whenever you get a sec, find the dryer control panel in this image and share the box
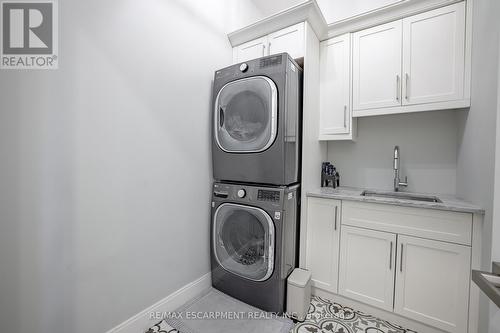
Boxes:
[257,189,280,202]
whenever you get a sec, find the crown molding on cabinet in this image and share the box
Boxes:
[228,0,327,47]
[228,0,468,46]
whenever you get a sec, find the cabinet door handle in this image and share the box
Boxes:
[400,243,404,272]
[262,44,266,55]
[343,105,347,128]
[334,206,338,231]
[405,73,410,100]
[396,75,400,101]
[389,241,393,270]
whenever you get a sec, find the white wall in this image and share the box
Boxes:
[492,37,500,332]
[317,0,402,23]
[0,1,255,332]
[249,0,303,19]
[327,110,459,194]
[490,31,500,333]
[247,0,404,25]
[228,1,263,32]
[455,0,500,332]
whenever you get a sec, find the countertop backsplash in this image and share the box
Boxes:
[327,110,461,195]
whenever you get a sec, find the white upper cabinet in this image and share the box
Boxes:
[352,20,403,111]
[338,226,397,312]
[233,23,305,63]
[268,23,305,60]
[351,2,468,116]
[402,2,466,105]
[319,34,356,140]
[394,235,471,333]
[233,36,268,63]
[306,198,341,294]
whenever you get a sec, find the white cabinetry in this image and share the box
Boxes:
[319,34,356,141]
[402,3,466,105]
[306,198,478,333]
[395,235,471,333]
[352,21,403,111]
[233,23,305,63]
[338,226,396,311]
[268,23,305,59]
[305,197,341,294]
[352,2,468,116]
[233,37,268,63]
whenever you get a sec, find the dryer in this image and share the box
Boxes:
[212,53,303,186]
[210,182,299,313]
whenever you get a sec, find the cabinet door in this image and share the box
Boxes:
[233,36,268,63]
[338,226,396,311]
[402,2,466,105]
[306,198,341,294]
[352,20,402,110]
[268,23,305,59]
[319,34,351,135]
[395,235,471,333]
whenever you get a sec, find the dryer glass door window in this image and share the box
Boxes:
[215,76,278,153]
[213,203,275,281]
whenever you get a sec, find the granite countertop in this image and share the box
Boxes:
[307,187,485,214]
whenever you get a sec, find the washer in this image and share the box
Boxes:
[210,182,299,313]
[212,53,303,186]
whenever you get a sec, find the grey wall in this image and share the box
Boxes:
[0,1,256,332]
[454,0,500,332]
[327,110,460,194]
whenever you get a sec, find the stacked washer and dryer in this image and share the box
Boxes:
[210,53,303,313]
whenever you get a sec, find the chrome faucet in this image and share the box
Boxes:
[393,146,408,192]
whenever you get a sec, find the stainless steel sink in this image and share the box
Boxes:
[361,190,442,203]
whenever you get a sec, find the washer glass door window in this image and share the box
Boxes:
[213,203,275,281]
[215,76,278,153]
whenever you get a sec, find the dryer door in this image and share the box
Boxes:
[214,76,278,153]
[213,203,275,281]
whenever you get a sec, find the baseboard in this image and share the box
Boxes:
[106,273,212,333]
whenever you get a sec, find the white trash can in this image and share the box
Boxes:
[286,268,312,322]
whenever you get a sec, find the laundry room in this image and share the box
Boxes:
[0,0,500,333]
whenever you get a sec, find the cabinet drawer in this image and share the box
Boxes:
[342,201,472,245]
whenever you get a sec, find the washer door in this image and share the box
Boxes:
[214,76,278,153]
[213,203,275,281]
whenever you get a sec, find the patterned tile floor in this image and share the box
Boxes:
[294,296,417,333]
[146,320,179,333]
[146,295,417,333]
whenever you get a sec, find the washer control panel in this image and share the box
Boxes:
[213,183,285,206]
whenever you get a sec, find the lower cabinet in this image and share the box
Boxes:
[338,226,396,311]
[395,235,471,333]
[305,197,341,294]
[337,227,471,333]
[306,198,475,333]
